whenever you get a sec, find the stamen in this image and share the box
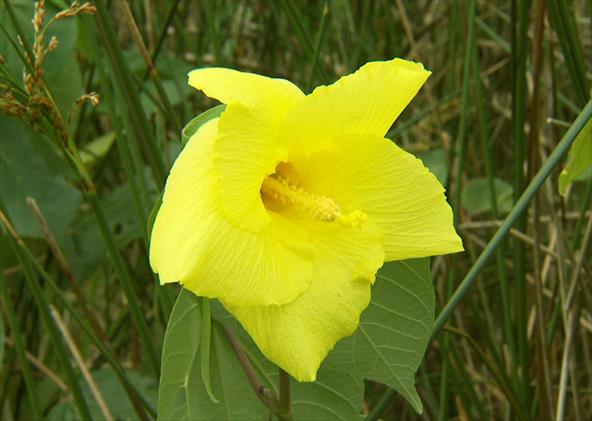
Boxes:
[261,174,366,227]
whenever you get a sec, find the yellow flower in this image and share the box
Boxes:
[150,58,463,382]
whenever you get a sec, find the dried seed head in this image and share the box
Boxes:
[55,1,96,20]
[0,102,26,118]
[29,94,48,108]
[24,73,35,95]
[78,2,97,15]
[47,36,59,52]
[88,92,100,106]
[1,91,26,118]
[74,92,101,108]
[33,0,46,33]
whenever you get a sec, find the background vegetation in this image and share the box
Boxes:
[0,0,591,420]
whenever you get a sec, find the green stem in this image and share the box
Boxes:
[511,0,531,404]
[452,0,476,224]
[278,368,293,421]
[548,0,590,107]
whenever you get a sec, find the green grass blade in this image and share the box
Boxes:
[511,0,531,404]
[548,0,591,107]
[306,1,330,92]
[452,0,476,224]
[277,0,330,83]
[0,271,42,420]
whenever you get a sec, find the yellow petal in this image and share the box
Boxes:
[213,103,283,231]
[149,119,314,306]
[291,132,463,260]
[188,67,304,117]
[190,69,305,231]
[277,58,430,153]
[225,220,384,382]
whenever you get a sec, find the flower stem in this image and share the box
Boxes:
[223,327,273,408]
[278,368,293,421]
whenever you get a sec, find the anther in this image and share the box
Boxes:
[261,174,366,226]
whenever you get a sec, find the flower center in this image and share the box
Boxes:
[260,168,367,227]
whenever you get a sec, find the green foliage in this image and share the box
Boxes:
[462,177,514,215]
[0,116,82,239]
[79,132,116,168]
[64,181,148,280]
[559,117,592,195]
[182,104,226,145]
[418,148,449,186]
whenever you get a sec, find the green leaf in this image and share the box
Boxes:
[0,116,82,239]
[418,148,449,186]
[182,105,226,145]
[290,370,364,420]
[79,132,116,168]
[462,177,513,215]
[559,117,592,195]
[158,290,267,420]
[147,190,164,237]
[20,378,60,419]
[324,259,434,413]
[158,290,201,420]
